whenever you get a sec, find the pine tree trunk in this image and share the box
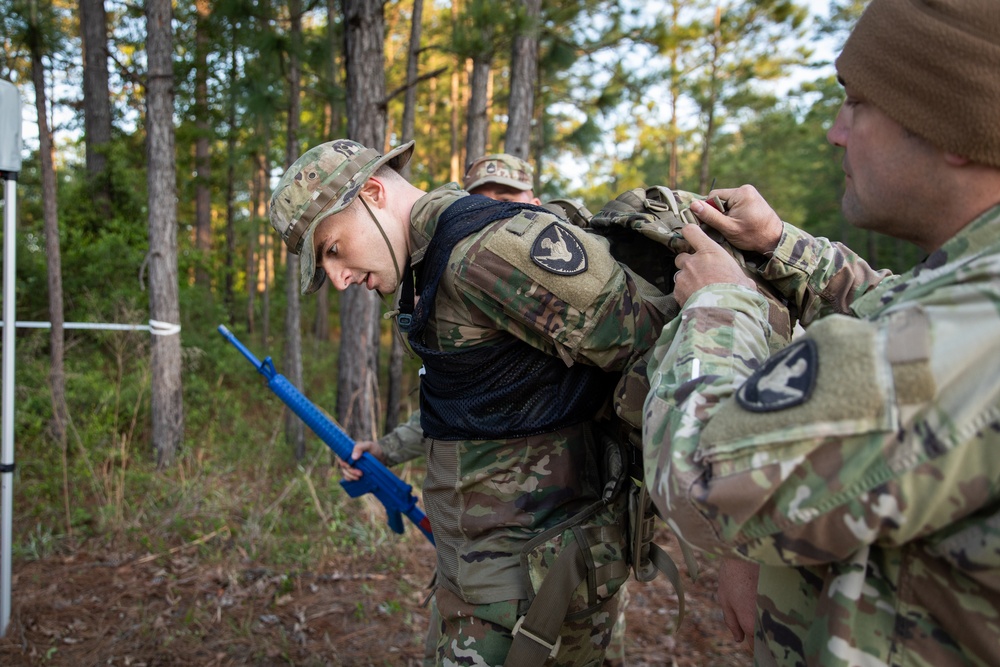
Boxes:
[223,25,238,326]
[260,136,272,347]
[194,0,212,286]
[386,0,425,432]
[465,56,490,165]
[79,0,112,217]
[400,0,423,181]
[314,282,330,342]
[30,23,70,503]
[284,0,306,460]
[698,7,722,194]
[146,0,185,467]
[668,1,681,191]
[340,0,387,441]
[314,0,340,345]
[449,0,461,182]
[505,0,540,159]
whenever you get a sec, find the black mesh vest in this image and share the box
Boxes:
[405,195,616,441]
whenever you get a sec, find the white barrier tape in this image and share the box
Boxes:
[148,320,182,336]
[0,320,181,335]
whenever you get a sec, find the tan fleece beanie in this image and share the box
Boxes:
[835,0,1000,168]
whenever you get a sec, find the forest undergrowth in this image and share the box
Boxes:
[0,316,746,665]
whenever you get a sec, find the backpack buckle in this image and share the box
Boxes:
[512,616,561,659]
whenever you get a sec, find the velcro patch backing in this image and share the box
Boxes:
[484,216,616,312]
[886,307,935,405]
[702,314,894,455]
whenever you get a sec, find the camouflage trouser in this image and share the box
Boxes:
[431,585,622,667]
[604,582,629,667]
[423,597,441,667]
[424,587,628,667]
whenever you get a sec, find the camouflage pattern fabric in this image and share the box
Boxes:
[269,139,414,293]
[604,584,628,667]
[380,408,632,664]
[563,186,799,433]
[589,186,797,346]
[643,203,1000,666]
[464,153,535,192]
[432,587,619,667]
[406,184,672,664]
[423,597,441,667]
[379,410,426,466]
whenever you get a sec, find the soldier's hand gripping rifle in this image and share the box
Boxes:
[218,325,434,544]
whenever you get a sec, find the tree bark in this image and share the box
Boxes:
[260,138,272,347]
[193,0,212,286]
[449,0,461,182]
[146,0,185,467]
[385,0,425,433]
[399,0,423,182]
[340,0,387,441]
[314,0,341,346]
[29,14,70,530]
[284,0,306,460]
[325,0,343,141]
[79,0,112,217]
[668,0,681,190]
[223,25,238,325]
[698,7,722,194]
[505,0,540,159]
[465,56,490,165]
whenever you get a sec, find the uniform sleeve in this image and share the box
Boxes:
[760,222,895,326]
[379,411,425,466]
[445,214,672,373]
[643,285,1000,567]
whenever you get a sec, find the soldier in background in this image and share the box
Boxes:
[271,140,673,665]
[643,0,1000,665]
[463,153,542,205]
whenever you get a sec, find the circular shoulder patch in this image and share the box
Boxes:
[736,339,818,412]
[530,222,589,275]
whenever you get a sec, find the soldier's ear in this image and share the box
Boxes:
[360,177,387,207]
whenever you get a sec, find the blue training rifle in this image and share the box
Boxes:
[218,324,434,544]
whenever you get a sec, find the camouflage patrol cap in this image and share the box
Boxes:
[269,139,414,294]
[463,153,534,192]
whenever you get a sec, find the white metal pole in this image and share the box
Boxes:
[0,78,22,639]
[0,174,14,637]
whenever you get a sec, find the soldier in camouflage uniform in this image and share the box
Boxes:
[463,153,542,205]
[339,154,544,476]
[340,152,632,666]
[643,1,1000,665]
[270,141,673,665]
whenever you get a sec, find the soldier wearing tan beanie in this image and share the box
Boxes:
[835,0,1000,168]
[641,0,1000,666]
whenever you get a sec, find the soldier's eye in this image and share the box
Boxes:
[327,243,338,257]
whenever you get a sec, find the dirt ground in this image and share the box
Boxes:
[0,527,749,666]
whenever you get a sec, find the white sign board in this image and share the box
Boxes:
[0,81,22,173]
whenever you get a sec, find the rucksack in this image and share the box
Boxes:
[405,190,798,666]
[533,187,798,637]
[545,187,798,429]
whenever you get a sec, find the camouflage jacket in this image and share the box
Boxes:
[379,411,425,466]
[408,184,670,604]
[643,203,1000,666]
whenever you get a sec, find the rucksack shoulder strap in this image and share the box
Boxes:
[541,198,594,229]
